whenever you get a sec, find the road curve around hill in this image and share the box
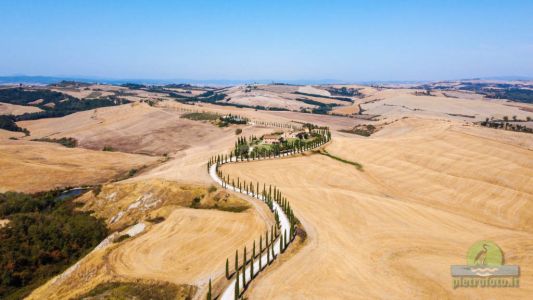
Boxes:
[208,128,330,299]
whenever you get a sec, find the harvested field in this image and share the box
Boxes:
[359,89,533,121]
[108,207,268,286]
[222,118,533,299]
[0,139,159,193]
[18,102,237,156]
[0,102,42,115]
[297,85,331,96]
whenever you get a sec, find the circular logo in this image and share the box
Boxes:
[466,240,503,266]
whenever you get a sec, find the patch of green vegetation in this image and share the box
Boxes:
[316,149,363,171]
[207,185,217,193]
[0,190,108,299]
[295,98,340,114]
[181,112,220,121]
[190,196,202,209]
[253,143,274,152]
[146,216,165,224]
[49,81,91,88]
[480,119,533,134]
[120,83,146,90]
[220,114,248,124]
[216,205,249,213]
[340,124,376,137]
[0,88,73,106]
[113,234,131,243]
[128,168,138,177]
[112,166,147,183]
[170,90,227,104]
[102,145,115,152]
[489,88,533,103]
[0,88,130,122]
[0,115,30,135]
[75,281,187,300]
[326,86,363,97]
[32,137,78,148]
[294,91,352,102]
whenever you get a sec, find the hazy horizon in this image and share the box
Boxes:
[1,0,532,81]
[1,74,533,87]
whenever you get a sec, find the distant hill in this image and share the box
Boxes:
[0,76,342,86]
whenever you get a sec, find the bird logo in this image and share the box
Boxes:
[451,240,520,287]
[466,240,503,276]
[474,243,489,265]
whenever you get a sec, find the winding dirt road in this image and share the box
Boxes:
[209,137,329,299]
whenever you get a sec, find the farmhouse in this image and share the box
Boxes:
[263,134,281,144]
[283,130,307,139]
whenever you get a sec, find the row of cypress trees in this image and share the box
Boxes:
[207,127,331,169]
[206,124,330,299]
[253,120,301,130]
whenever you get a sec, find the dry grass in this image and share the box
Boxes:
[359,89,533,122]
[297,85,331,97]
[77,179,251,231]
[222,118,533,299]
[0,102,42,115]
[17,102,243,156]
[0,139,159,193]
[28,181,274,300]
[9,83,533,299]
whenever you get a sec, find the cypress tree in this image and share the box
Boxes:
[259,247,262,270]
[235,250,238,273]
[207,278,212,300]
[253,241,256,259]
[267,241,270,263]
[242,254,246,286]
[250,255,254,279]
[226,257,230,278]
[234,270,240,300]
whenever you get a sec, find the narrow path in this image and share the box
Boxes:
[208,133,330,299]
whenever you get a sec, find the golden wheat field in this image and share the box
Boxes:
[222,118,533,299]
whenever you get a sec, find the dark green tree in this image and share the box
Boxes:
[234,270,240,300]
[235,250,239,273]
[226,257,230,278]
[207,278,212,300]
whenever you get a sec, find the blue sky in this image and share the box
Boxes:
[1,0,532,82]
